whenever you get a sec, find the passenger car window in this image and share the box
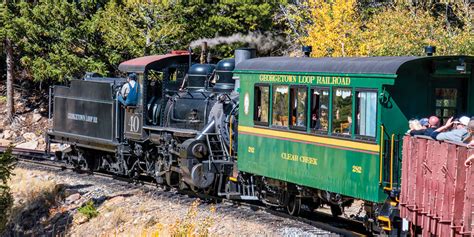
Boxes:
[272,85,289,127]
[332,88,352,135]
[356,91,377,137]
[254,85,269,125]
[290,86,307,129]
[310,88,329,133]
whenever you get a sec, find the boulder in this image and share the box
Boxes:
[3,130,13,140]
[73,213,89,225]
[32,113,42,123]
[22,132,37,141]
[16,140,38,149]
[63,189,80,198]
[65,193,81,204]
[0,139,12,146]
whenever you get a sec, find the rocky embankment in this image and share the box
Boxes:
[0,110,50,150]
[0,83,53,151]
[5,163,333,236]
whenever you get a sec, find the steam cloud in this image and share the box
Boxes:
[190,32,287,53]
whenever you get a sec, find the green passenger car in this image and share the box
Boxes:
[234,56,473,220]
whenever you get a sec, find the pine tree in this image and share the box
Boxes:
[0,147,16,232]
[0,2,17,122]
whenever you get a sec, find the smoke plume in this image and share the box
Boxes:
[190,32,288,54]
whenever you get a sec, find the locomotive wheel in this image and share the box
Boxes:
[286,195,301,216]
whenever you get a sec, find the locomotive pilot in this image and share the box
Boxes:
[118,73,139,106]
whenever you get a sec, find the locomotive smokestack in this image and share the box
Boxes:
[200,42,208,64]
[302,46,312,57]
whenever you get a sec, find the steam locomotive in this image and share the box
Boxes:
[47,47,474,234]
[47,49,245,195]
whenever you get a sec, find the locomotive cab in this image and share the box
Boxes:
[117,51,191,140]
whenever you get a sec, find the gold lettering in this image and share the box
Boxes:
[352,165,362,173]
[248,146,255,153]
[281,152,318,165]
[259,74,350,86]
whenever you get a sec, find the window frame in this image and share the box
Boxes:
[270,84,290,129]
[331,86,353,138]
[309,86,330,135]
[253,83,270,126]
[289,85,308,131]
[354,88,378,141]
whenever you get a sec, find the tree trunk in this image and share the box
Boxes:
[5,37,14,122]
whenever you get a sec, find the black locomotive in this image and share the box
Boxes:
[47,49,250,196]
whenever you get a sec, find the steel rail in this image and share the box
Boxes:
[1,145,369,236]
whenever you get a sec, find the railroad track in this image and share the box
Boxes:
[1,145,370,236]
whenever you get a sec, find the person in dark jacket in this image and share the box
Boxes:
[410,116,440,136]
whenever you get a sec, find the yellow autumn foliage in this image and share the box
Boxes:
[304,0,362,57]
[302,2,473,57]
[361,6,446,56]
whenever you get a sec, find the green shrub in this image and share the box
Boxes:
[78,200,99,219]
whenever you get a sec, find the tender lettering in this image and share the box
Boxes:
[67,113,98,123]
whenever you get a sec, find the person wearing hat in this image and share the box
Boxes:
[463,120,474,146]
[431,116,470,142]
[118,73,139,106]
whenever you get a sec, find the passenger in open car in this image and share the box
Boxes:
[463,120,474,147]
[431,116,470,143]
[409,116,440,137]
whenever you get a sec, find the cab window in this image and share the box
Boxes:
[310,87,329,133]
[254,85,269,125]
[332,88,352,135]
[272,85,289,127]
[356,90,377,138]
[290,86,307,130]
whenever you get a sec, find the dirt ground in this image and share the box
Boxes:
[5,164,335,236]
